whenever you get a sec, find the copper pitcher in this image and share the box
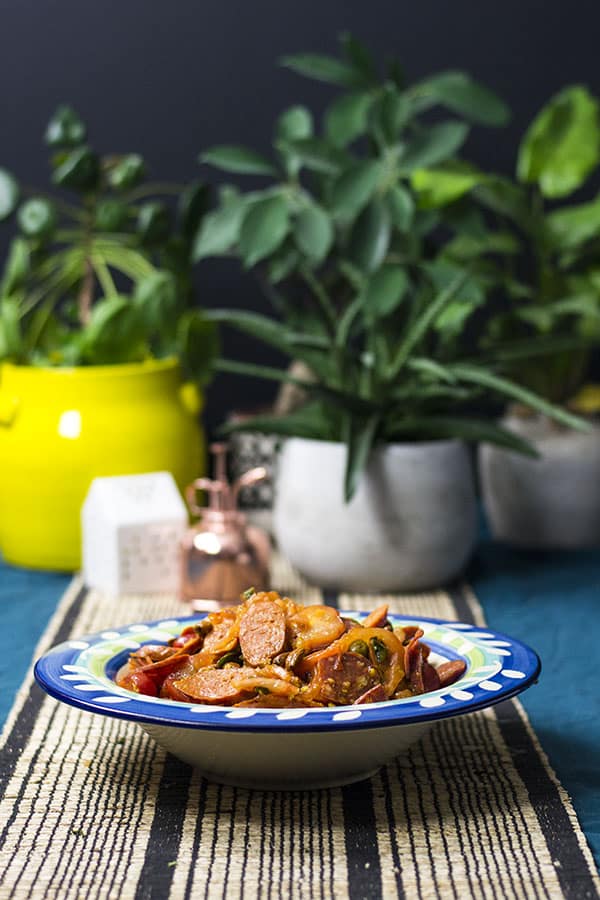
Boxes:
[179,443,271,610]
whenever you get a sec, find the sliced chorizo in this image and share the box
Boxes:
[308,652,381,704]
[437,659,467,687]
[405,635,440,694]
[239,599,286,666]
[173,666,253,704]
[353,684,387,704]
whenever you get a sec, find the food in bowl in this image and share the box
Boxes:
[116,590,467,707]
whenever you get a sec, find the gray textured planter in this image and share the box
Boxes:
[273,438,477,592]
[479,415,600,548]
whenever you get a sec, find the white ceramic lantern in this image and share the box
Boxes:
[81,472,188,595]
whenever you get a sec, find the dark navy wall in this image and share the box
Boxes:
[1,0,599,430]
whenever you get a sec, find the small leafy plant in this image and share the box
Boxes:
[417,85,600,408]
[193,35,586,499]
[0,105,216,382]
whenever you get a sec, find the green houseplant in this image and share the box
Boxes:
[440,84,600,547]
[193,37,585,588]
[0,106,217,570]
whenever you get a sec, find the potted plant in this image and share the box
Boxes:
[193,37,585,590]
[0,106,217,570]
[443,86,600,547]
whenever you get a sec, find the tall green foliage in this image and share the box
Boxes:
[193,36,586,499]
[0,106,217,382]
[417,85,600,404]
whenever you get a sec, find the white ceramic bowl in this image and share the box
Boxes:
[35,611,540,790]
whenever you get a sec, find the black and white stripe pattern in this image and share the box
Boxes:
[0,559,598,899]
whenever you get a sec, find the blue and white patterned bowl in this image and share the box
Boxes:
[34,611,540,790]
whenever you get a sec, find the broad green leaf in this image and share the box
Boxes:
[343,413,380,501]
[134,271,179,332]
[108,154,145,190]
[276,108,314,177]
[473,176,531,226]
[0,169,19,221]
[517,86,600,198]
[450,364,589,430]
[294,203,333,264]
[17,198,57,238]
[330,160,381,222]
[362,264,408,320]
[443,230,520,260]
[386,184,414,232]
[546,197,600,250]
[435,299,481,336]
[275,106,313,141]
[177,310,219,386]
[79,296,143,364]
[551,293,600,320]
[238,195,290,267]
[178,180,211,238]
[398,121,469,172]
[1,238,29,295]
[277,137,345,174]
[348,198,391,272]
[411,162,483,208]
[340,33,377,84]
[192,195,248,260]
[95,198,128,232]
[325,91,373,147]
[411,71,510,126]
[45,105,86,147]
[373,85,410,143]
[200,145,276,176]
[280,53,364,88]
[137,202,171,245]
[52,146,99,190]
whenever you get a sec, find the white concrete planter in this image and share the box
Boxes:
[479,415,600,548]
[273,438,477,592]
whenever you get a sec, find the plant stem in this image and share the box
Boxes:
[78,258,94,325]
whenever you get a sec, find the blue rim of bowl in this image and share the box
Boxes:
[34,612,541,733]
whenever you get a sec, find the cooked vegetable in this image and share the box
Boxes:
[115,592,467,706]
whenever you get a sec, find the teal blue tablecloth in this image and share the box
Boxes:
[1,542,598,868]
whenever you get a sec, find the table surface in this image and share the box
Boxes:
[1,538,598,871]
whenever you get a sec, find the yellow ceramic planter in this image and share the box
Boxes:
[0,358,205,571]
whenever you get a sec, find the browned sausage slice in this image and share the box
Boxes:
[437,659,467,687]
[173,666,252,704]
[309,652,381,704]
[353,684,387,704]
[239,599,286,666]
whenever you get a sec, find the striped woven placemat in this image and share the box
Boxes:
[1,555,598,900]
